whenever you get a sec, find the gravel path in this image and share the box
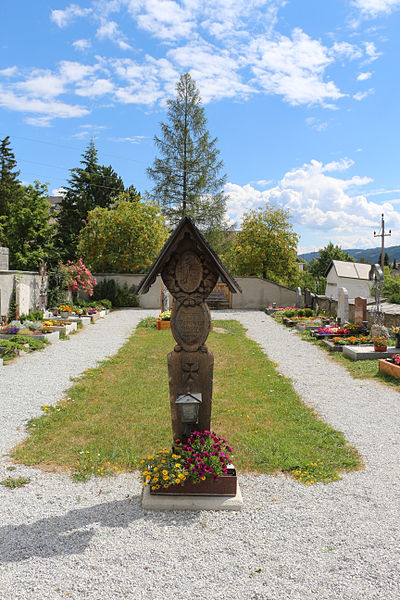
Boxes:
[0,309,399,600]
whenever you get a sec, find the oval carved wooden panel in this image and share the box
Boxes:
[175,251,203,293]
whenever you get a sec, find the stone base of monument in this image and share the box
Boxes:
[142,481,243,511]
[343,345,396,361]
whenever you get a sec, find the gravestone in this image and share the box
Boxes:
[0,248,9,270]
[16,282,30,317]
[354,297,367,326]
[136,217,241,442]
[295,287,303,308]
[337,287,349,323]
[39,264,47,310]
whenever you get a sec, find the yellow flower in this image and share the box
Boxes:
[175,479,180,484]
[163,484,169,488]
[200,476,206,481]
[175,463,181,468]
[153,467,158,472]
[162,469,168,475]
[146,475,151,482]
[178,473,185,480]
[163,475,169,481]
[147,455,153,460]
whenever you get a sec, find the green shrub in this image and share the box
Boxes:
[91,279,139,307]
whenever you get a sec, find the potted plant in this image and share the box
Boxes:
[372,336,388,352]
[140,431,236,496]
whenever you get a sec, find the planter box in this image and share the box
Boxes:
[379,359,400,378]
[265,309,278,315]
[150,471,237,497]
[0,331,60,343]
[99,310,106,318]
[323,340,343,352]
[296,322,323,332]
[50,322,77,335]
[90,312,101,323]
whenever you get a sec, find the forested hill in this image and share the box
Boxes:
[299,245,400,264]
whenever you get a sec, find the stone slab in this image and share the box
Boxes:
[323,340,343,352]
[141,481,243,511]
[343,345,396,361]
[296,322,323,332]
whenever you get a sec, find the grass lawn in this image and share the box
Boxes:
[12,319,362,484]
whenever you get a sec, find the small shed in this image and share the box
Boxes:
[324,260,372,299]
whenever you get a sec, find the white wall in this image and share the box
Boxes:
[325,271,372,299]
[0,271,42,317]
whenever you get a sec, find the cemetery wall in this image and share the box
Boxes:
[94,273,162,309]
[0,271,42,317]
[94,273,297,310]
[231,276,297,309]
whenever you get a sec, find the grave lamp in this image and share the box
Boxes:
[175,393,202,437]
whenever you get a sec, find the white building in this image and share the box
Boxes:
[324,260,373,299]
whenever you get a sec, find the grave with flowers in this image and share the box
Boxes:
[136,216,243,510]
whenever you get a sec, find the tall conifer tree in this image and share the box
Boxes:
[147,73,227,232]
[0,136,22,222]
[56,140,124,260]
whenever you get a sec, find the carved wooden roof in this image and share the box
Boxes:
[136,216,242,295]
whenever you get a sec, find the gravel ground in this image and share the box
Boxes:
[0,309,399,600]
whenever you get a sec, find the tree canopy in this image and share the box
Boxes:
[228,206,299,285]
[0,136,21,220]
[147,72,227,233]
[7,181,57,270]
[56,140,125,261]
[309,242,355,278]
[77,192,167,273]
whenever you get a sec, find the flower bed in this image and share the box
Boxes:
[332,335,371,346]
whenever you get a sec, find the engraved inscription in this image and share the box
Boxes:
[176,251,203,293]
[172,303,210,351]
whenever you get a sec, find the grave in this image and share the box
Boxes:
[354,297,367,326]
[337,287,349,324]
[136,216,243,510]
[343,345,396,361]
[295,287,303,308]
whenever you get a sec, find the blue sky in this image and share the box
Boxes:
[1,0,400,253]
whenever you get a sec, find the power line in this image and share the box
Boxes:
[0,132,148,165]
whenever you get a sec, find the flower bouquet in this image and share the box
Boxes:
[372,336,388,352]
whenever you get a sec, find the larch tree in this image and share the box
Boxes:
[147,72,227,233]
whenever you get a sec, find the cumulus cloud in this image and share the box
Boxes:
[51,3,92,27]
[353,0,400,17]
[0,66,18,77]
[0,84,90,119]
[353,88,374,100]
[225,159,400,246]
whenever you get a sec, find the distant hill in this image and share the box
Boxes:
[299,245,400,265]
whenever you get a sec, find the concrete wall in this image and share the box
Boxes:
[0,271,42,317]
[94,273,162,310]
[232,276,297,310]
[94,273,297,310]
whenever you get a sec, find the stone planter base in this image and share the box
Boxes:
[0,331,60,343]
[150,471,237,496]
[379,358,400,378]
[142,482,243,511]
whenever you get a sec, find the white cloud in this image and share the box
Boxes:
[0,84,90,119]
[51,3,92,27]
[24,116,53,127]
[96,19,133,50]
[127,0,195,41]
[76,78,114,97]
[363,41,381,61]
[353,88,374,100]
[353,0,400,17]
[248,29,344,107]
[16,73,66,99]
[113,135,148,143]
[306,117,328,132]
[0,66,18,77]
[73,39,92,51]
[357,71,372,80]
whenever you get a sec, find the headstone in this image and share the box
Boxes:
[0,247,9,270]
[16,282,30,317]
[136,217,241,442]
[337,287,349,323]
[295,287,303,308]
[304,289,311,307]
[39,264,47,310]
[354,297,367,325]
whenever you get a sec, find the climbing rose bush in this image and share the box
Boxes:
[61,258,97,296]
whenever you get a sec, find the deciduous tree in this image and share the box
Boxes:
[309,243,355,278]
[77,193,167,273]
[228,206,299,285]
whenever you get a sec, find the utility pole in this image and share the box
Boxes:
[374,213,391,271]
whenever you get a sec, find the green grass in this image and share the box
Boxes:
[0,476,31,489]
[12,320,362,483]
